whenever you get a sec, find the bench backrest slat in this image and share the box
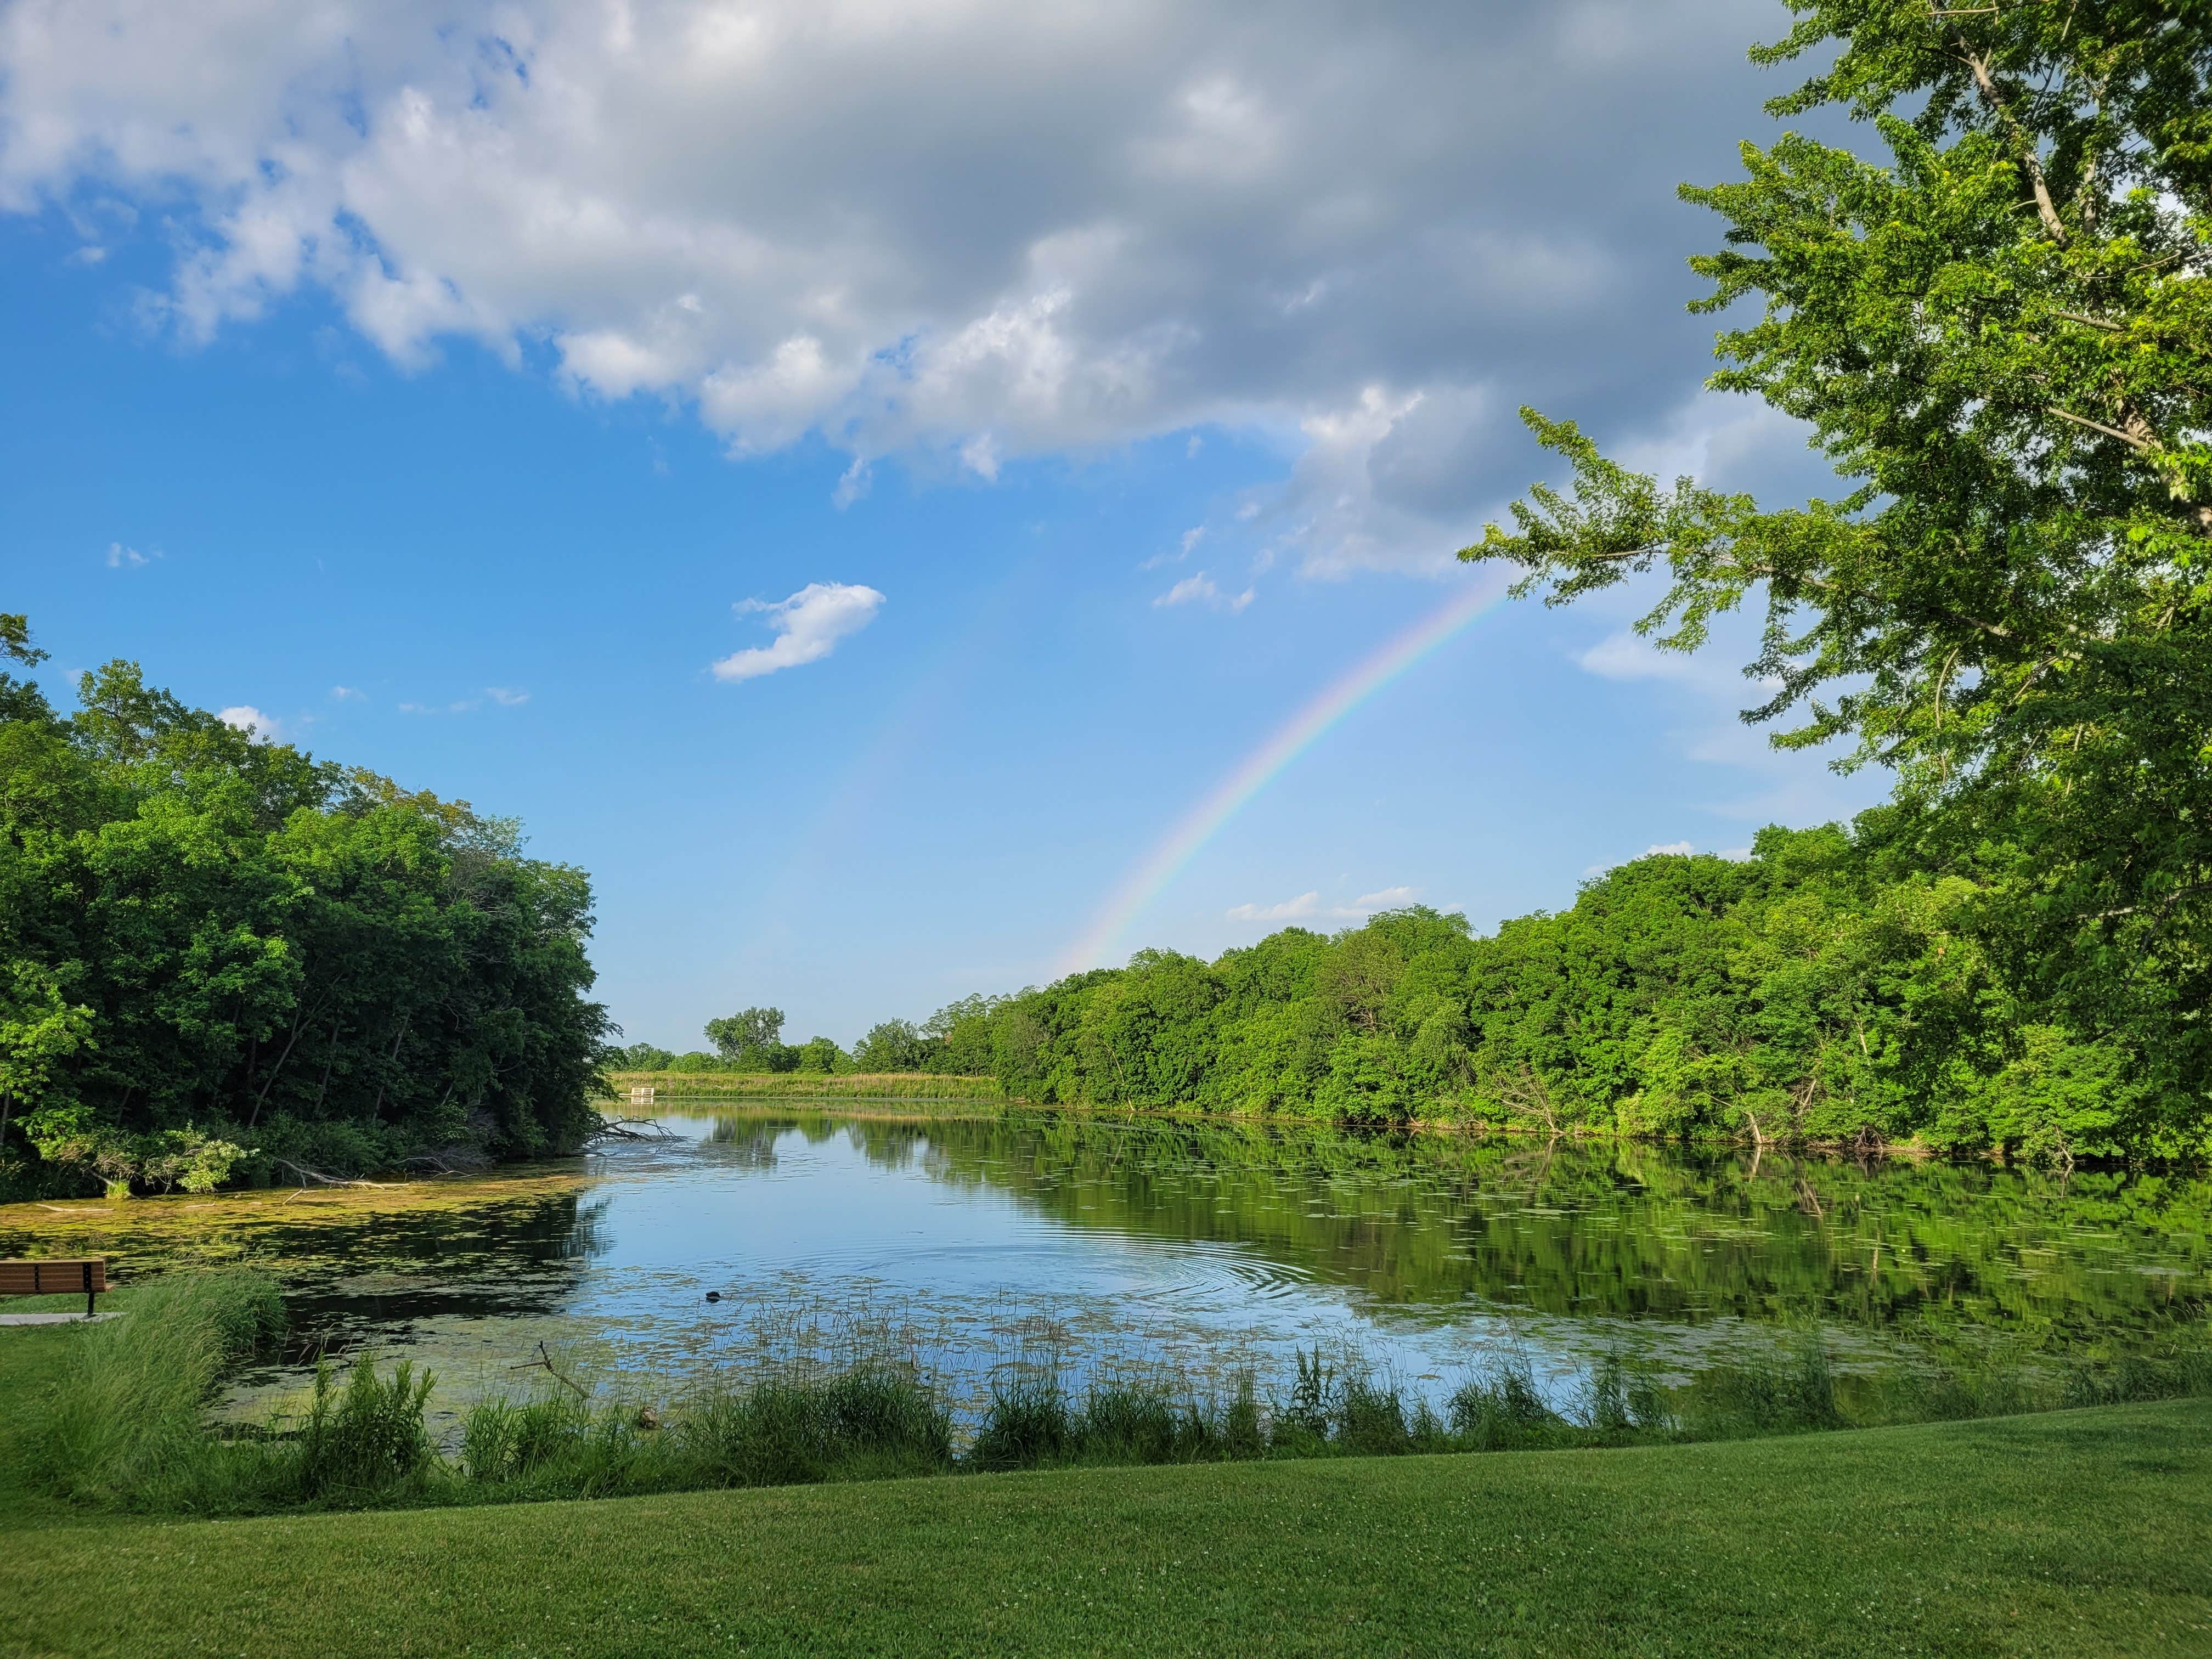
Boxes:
[0,1259,109,1296]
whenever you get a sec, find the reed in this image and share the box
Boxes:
[23,1273,2212,1518]
[29,1267,283,1508]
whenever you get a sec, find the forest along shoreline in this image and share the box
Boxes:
[613,824,2206,1172]
[1,609,2199,1209]
[589,1087,2169,1167]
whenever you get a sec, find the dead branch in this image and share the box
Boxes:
[509,1340,590,1400]
[1796,1176,1826,1219]
[588,1115,676,1142]
[269,1158,389,1190]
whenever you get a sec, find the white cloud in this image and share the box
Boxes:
[330,685,364,700]
[713,582,885,684]
[831,457,871,509]
[106,541,150,568]
[1228,884,1420,923]
[1575,628,1776,696]
[1581,840,1708,878]
[218,704,279,741]
[1571,589,1891,825]
[1153,572,1254,613]
[1139,526,1206,572]
[0,0,1805,568]
[1226,892,1321,923]
[1352,885,1418,909]
[486,686,529,706]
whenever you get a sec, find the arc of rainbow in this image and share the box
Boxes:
[1059,576,1508,977]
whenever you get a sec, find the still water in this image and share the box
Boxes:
[5,1109,2208,1420]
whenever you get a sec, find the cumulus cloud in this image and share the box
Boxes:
[713,582,886,683]
[1646,840,1694,857]
[0,0,1810,571]
[486,686,529,706]
[218,704,279,741]
[1226,892,1321,923]
[1153,572,1254,613]
[330,685,365,699]
[106,541,151,568]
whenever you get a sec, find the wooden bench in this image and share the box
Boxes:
[0,1258,109,1317]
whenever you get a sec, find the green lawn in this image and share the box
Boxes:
[2,1327,2208,1658]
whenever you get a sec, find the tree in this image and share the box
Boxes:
[0,619,611,1194]
[705,1007,785,1066]
[852,1019,927,1071]
[1463,1,2212,1134]
[794,1035,847,1074]
[0,960,92,1162]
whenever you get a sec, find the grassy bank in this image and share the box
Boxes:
[5,1287,2210,1655]
[603,1070,1002,1101]
[12,1269,2211,1521]
[0,1347,2203,1658]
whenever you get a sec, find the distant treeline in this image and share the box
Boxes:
[608,1004,856,1077]
[0,619,611,1198]
[603,1073,1002,1101]
[839,820,2200,1161]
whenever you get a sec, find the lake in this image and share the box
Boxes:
[4,1107,2206,1426]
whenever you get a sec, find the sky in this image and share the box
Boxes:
[0,0,1891,1049]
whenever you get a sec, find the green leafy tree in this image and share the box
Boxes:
[852,1018,927,1071]
[705,1007,785,1068]
[1464,0,2212,1135]
[0,620,611,1194]
[791,1036,844,1073]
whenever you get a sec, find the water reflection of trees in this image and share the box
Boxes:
[794,1111,2211,1348]
[274,1190,614,1339]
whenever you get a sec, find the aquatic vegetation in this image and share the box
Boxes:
[19,1265,2212,1518]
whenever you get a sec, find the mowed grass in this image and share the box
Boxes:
[1,1317,2206,1659]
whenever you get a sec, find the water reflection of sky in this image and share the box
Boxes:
[216,1113,2212,1424]
[8,1109,2205,1427]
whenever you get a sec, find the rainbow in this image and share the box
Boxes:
[1059,575,1508,975]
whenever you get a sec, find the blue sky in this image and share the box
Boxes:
[1,0,1887,1048]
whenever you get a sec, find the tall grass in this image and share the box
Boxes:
[22,1275,2212,1517]
[31,1267,284,1507]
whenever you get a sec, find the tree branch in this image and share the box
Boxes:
[1960,48,2069,244]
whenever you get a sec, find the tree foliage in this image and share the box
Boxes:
[1463,0,2212,1114]
[0,625,612,1195]
[863,822,2190,1160]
